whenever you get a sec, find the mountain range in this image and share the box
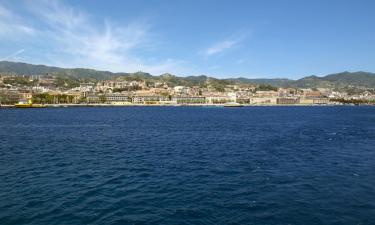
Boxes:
[1,61,374,89]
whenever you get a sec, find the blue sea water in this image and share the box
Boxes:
[0,106,375,225]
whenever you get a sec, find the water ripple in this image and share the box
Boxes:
[0,106,375,224]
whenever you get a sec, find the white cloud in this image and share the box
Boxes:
[0,0,189,75]
[0,4,35,37]
[203,35,246,56]
[1,49,25,61]
[205,40,238,56]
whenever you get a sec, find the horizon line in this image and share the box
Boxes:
[0,60,373,81]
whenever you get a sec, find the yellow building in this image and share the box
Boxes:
[250,97,277,105]
[20,92,33,100]
[299,98,314,105]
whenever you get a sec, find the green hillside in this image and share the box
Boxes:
[1,61,374,89]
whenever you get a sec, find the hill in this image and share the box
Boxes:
[0,61,374,89]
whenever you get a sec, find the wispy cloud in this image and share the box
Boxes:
[203,33,247,56]
[0,0,189,75]
[1,49,25,61]
[0,3,35,38]
[236,59,246,64]
[205,39,238,56]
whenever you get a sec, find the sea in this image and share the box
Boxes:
[0,106,375,225]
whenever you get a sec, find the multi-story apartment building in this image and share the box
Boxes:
[171,96,206,104]
[105,93,131,103]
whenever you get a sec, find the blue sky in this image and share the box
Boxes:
[0,0,374,79]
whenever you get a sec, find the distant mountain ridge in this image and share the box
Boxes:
[1,61,374,89]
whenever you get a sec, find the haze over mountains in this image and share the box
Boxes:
[1,61,374,89]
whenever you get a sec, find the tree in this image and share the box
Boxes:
[256,84,278,91]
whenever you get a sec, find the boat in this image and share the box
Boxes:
[15,99,46,108]
[224,102,244,107]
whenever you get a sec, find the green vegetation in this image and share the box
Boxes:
[99,95,106,103]
[255,84,278,92]
[330,98,375,105]
[32,93,76,104]
[54,77,80,88]
[112,86,141,92]
[3,77,37,86]
[1,61,375,90]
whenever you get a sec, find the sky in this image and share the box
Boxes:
[0,0,374,79]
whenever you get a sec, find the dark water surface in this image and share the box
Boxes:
[1,106,375,224]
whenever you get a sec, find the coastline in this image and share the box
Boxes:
[1,103,373,108]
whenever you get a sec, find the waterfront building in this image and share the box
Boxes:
[250,97,277,105]
[132,95,169,104]
[111,101,132,105]
[299,98,329,105]
[312,98,330,104]
[277,97,299,104]
[105,93,130,103]
[86,94,101,104]
[206,96,232,104]
[66,91,82,104]
[171,96,206,104]
[236,97,250,104]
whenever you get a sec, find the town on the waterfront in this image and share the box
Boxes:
[1,69,375,108]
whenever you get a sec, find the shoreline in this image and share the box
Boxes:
[1,103,373,108]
